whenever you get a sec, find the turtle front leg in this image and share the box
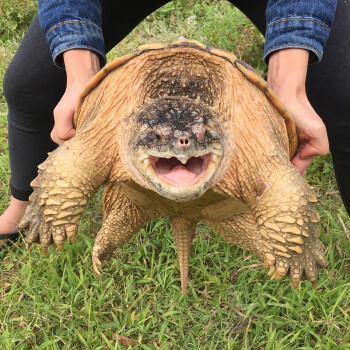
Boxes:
[248,164,327,288]
[19,142,105,253]
[92,183,156,274]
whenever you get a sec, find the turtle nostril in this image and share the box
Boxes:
[176,137,191,148]
[179,137,189,145]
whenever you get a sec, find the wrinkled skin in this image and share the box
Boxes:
[20,41,327,294]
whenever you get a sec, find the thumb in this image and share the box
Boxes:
[291,152,314,175]
[291,142,322,175]
[52,103,77,144]
[51,125,76,145]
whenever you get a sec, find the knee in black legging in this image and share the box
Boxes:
[3,61,23,111]
[4,58,66,125]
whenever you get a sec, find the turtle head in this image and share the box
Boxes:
[124,96,224,201]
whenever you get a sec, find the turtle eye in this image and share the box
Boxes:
[192,123,207,143]
[154,132,169,145]
[153,125,172,145]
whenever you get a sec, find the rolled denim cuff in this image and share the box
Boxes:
[264,17,331,64]
[46,20,106,68]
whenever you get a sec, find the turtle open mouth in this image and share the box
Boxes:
[150,154,212,187]
[141,152,219,190]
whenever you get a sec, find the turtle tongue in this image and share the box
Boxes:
[155,157,206,187]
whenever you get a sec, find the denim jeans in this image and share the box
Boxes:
[3,0,350,215]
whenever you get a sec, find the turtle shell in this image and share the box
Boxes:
[74,39,297,159]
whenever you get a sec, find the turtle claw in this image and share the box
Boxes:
[93,255,103,275]
[263,237,326,289]
[292,281,299,289]
[69,235,77,244]
[312,243,328,268]
[268,266,275,276]
[19,218,30,231]
[271,271,285,282]
[56,244,65,252]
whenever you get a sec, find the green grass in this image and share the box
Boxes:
[1,1,350,349]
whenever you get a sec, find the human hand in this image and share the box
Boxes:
[267,49,329,175]
[278,95,329,176]
[51,50,100,145]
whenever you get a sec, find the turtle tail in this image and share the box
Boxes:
[170,218,196,295]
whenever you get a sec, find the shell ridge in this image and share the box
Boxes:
[234,60,298,159]
[74,38,297,160]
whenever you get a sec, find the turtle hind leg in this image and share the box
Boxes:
[92,183,156,274]
[203,212,264,260]
[169,217,197,295]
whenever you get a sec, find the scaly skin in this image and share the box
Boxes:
[249,161,327,287]
[20,135,111,253]
[169,218,196,294]
[19,40,327,294]
[203,213,264,261]
[215,145,327,289]
[92,183,157,273]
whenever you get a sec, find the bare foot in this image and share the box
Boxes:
[0,196,28,248]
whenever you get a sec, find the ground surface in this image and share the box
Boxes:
[0,1,350,349]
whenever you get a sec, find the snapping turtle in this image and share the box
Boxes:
[20,39,327,294]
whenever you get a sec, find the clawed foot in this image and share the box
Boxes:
[19,203,79,254]
[263,239,327,289]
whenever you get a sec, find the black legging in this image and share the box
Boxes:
[3,0,350,215]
